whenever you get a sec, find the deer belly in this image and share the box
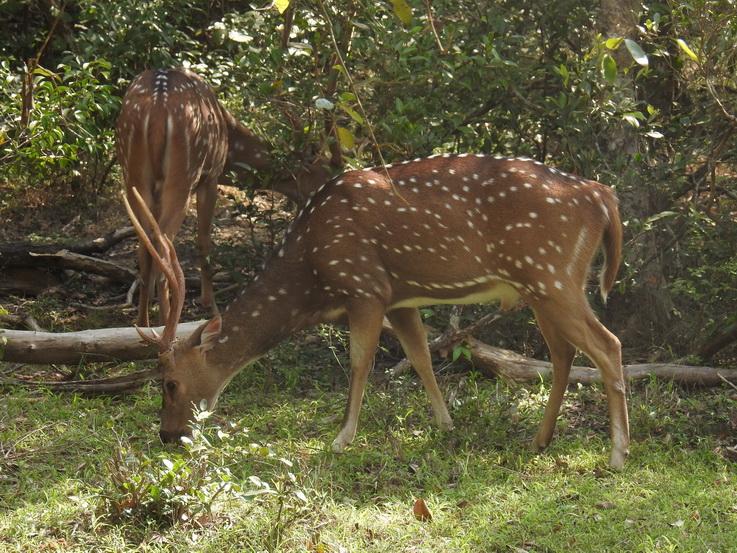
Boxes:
[389,280,522,310]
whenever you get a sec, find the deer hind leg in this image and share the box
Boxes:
[386,307,453,430]
[532,298,630,469]
[195,181,218,317]
[154,202,189,326]
[136,238,155,328]
[332,301,386,453]
[128,185,155,328]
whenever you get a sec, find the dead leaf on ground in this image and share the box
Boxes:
[412,498,432,521]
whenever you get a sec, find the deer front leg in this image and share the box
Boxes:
[332,303,385,452]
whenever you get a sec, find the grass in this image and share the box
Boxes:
[1,352,736,553]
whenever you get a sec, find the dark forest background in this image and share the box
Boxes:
[0,0,735,366]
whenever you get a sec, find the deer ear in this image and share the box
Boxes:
[189,315,222,352]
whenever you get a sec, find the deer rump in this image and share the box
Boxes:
[118,69,229,209]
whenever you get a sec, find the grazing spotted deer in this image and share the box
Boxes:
[116,67,273,327]
[127,154,630,469]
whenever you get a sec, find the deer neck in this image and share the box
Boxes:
[205,252,343,377]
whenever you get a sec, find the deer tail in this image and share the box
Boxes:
[600,191,623,303]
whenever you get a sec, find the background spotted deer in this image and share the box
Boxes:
[116,67,272,327]
[129,153,630,469]
[117,68,342,327]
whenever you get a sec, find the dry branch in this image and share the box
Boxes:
[0,226,135,261]
[2,322,735,391]
[0,321,206,364]
[468,338,737,386]
[0,313,44,332]
[10,367,161,394]
[28,250,137,284]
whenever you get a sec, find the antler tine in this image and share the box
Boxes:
[159,230,186,347]
[124,187,186,352]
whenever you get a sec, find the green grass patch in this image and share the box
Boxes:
[1,361,736,552]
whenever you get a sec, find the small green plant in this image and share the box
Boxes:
[93,407,309,528]
[451,340,473,363]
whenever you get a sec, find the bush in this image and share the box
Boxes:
[93,408,310,528]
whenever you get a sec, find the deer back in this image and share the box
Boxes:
[291,154,621,310]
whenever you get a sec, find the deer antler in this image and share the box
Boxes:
[123,187,185,353]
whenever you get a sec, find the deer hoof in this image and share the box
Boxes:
[439,419,454,431]
[609,448,629,470]
[529,440,547,454]
[331,439,347,453]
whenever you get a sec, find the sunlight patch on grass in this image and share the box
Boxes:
[1,372,736,552]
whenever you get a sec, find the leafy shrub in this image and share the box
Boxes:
[0,56,118,193]
[93,408,310,528]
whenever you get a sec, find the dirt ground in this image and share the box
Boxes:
[0,182,292,332]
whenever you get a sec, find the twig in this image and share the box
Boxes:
[706,74,737,124]
[70,302,133,312]
[0,423,70,464]
[718,372,737,393]
[424,0,445,53]
[315,0,406,201]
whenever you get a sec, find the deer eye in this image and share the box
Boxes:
[165,381,178,394]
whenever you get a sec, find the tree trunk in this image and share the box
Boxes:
[597,0,675,343]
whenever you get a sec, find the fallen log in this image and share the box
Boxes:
[467,338,737,386]
[1,323,735,388]
[0,226,135,261]
[0,321,206,364]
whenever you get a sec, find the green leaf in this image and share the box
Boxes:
[675,38,699,62]
[602,54,617,83]
[556,64,569,87]
[646,210,678,225]
[332,64,348,79]
[623,113,641,127]
[315,98,335,110]
[274,0,290,14]
[33,66,57,79]
[391,0,413,25]
[337,126,355,149]
[340,104,364,125]
[624,38,648,66]
[228,29,251,43]
[605,37,623,50]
